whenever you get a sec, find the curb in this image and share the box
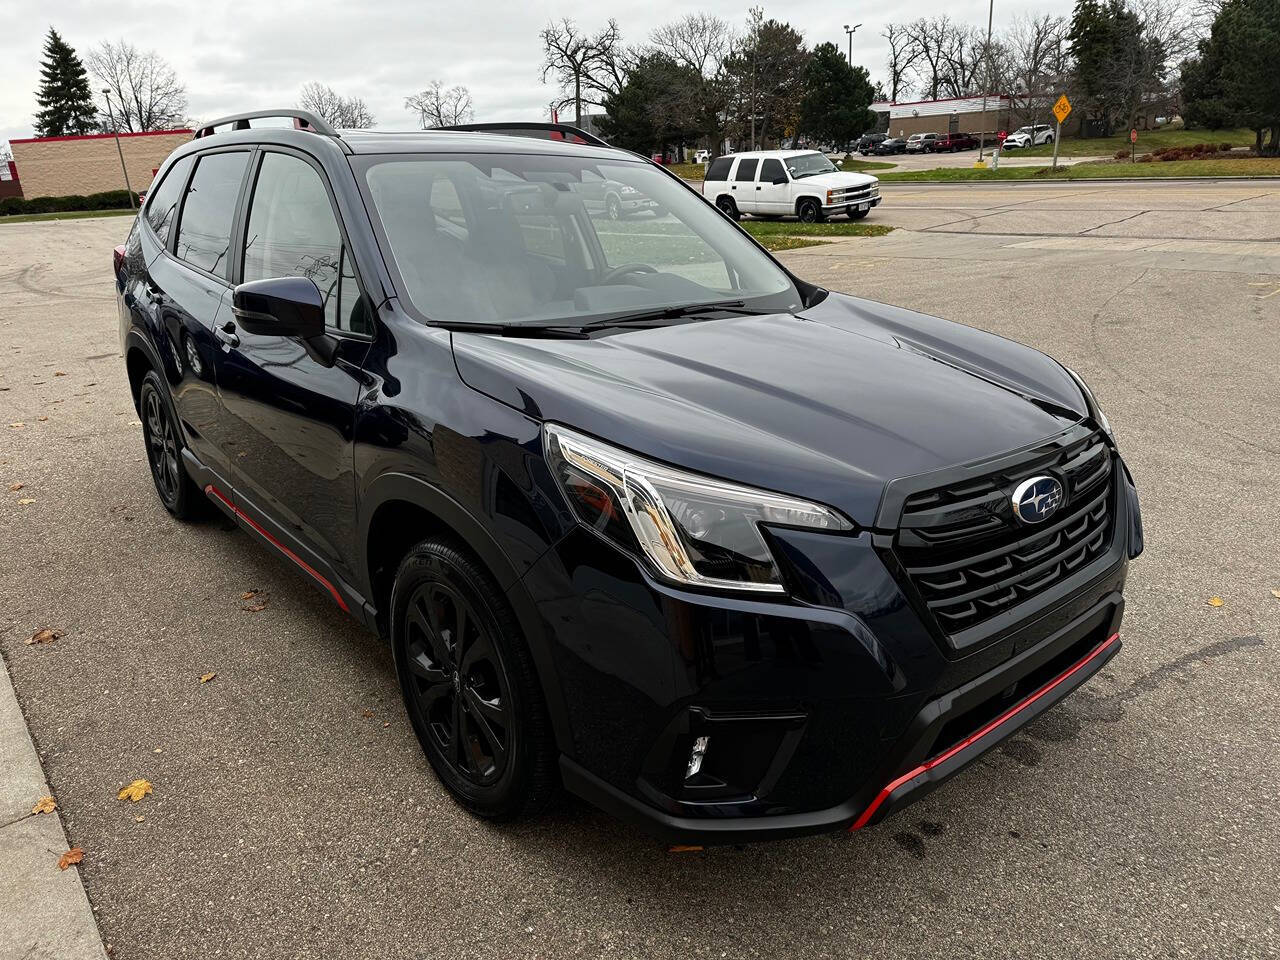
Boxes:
[0,653,108,960]
[876,175,1280,185]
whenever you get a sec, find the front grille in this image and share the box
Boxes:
[894,431,1116,638]
[828,184,878,205]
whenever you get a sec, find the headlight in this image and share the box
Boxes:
[545,425,853,593]
[1063,365,1114,443]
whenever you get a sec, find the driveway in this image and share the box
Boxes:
[1,201,1277,959]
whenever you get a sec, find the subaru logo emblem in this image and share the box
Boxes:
[1011,476,1064,524]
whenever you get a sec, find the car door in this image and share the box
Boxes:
[754,158,790,215]
[146,148,252,484]
[730,157,759,213]
[207,147,372,585]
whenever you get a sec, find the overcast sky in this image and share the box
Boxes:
[2,0,1067,153]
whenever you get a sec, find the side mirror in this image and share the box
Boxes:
[232,277,326,339]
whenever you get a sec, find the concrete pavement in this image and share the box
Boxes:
[1,185,1278,959]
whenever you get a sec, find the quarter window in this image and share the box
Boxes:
[705,157,732,182]
[242,152,366,333]
[143,154,194,246]
[175,151,249,278]
[734,159,759,182]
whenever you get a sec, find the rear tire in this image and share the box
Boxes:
[391,537,556,821]
[716,195,740,221]
[138,370,201,520]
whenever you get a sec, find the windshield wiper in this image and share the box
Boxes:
[428,320,589,340]
[582,300,769,331]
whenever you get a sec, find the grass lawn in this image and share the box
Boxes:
[740,220,893,250]
[752,236,828,251]
[1011,127,1256,158]
[0,207,136,225]
[878,156,1280,182]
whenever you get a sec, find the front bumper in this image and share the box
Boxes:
[518,452,1140,844]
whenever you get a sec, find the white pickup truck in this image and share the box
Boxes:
[701,149,881,222]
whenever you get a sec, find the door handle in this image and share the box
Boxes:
[215,321,239,348]
[756,186,762,190]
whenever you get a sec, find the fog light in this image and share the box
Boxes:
[685,735,710,779]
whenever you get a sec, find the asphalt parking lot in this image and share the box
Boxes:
[2,182,1278,959]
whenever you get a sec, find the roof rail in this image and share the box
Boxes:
[436,122,611,148]
[193,109,338,140]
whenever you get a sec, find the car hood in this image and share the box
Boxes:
[793,171,878,189]
[451,293,1086,526]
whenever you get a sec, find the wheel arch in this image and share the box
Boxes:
[124,329,166,415]
[360,472,573,752]
[794,195,823,216]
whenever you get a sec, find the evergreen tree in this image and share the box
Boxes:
[597,54,703,155]
[1182,0,1280,153]
[33,28,99,138]
[798,43,877,149]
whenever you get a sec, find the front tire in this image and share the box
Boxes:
[848,207,870,220]
[391,537,556,821]
[138,370,200,520]
[797,198,824,223]
[606,194,623,220]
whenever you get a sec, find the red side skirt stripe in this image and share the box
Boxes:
[849,631,1120,830]
[205,484,350,613]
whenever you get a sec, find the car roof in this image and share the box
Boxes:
[722,149,823,159]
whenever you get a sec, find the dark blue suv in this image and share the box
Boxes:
[115,110,1142,843]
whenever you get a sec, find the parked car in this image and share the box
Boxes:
[905,132,941,153]
[934,131,980,152]
[701,149,881,222]
[1002,124,1056,149]
[855,133,888,155]
[116,110,1140,844]
[568,168,663,219]
[872,137,907,155]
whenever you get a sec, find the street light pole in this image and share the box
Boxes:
[843,23,862,66]
[976,0,995,162]
[102,90,135,210]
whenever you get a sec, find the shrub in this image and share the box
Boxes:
[1115,149,1130,160]
[1220,142,1233,152]
[0,189,139,217]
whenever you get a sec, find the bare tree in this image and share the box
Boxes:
[405,82,474,128]
[650,13,733,77]
[883,23,921,102]
[1003,14,1070,126]
[87,40,188,132]
[939,25,990,97]
[906,17,959,101]
[298,82,376,128]
[539,18,622,124]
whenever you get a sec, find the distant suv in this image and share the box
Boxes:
[702,150,881,222]
[116,111,1140,844]
[935,132,979,152]
[1002,124,1055,149]
[855,132,888,155]
[873,137,907,155]
[905,132,941,153]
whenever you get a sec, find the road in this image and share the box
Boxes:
[1,180,1278,960]
[864,147,1104,171]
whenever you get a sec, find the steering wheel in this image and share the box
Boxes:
[602,263,659,284]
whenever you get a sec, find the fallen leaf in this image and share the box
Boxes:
[199,672,217,684]
[32,796,57,815]
[37,416,48,422]
[9,482,23,491]
[57,847,84,870]
[382,721,390,728]
[8,422,23,428]
[361,708,375,718]
[1206,596,1224,607]
[117,779,153,803]
[26,628,63,645]
[54,371,66,376]
[1271,589,1280,600]
[134,815,144,823]
[17,498,36,505]
[241,591,269,612]
[240,590,258,600]
[668,844,704,853]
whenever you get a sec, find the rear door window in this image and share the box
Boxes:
[175,151,250,279]
[143,154,194,246]
[705,156,732,182]
[734,159,759,182]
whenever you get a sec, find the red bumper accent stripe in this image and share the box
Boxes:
[205,484,350,613]
[849,631,1120,831]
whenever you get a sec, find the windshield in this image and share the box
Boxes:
[1014,127,1033,135]
[360,154,800,328]
[785,152,837,179]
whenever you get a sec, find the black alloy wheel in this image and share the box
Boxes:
[798,198,824,223]
[139,369,198,519]
[606,194,623,220]
[392,538,556,820]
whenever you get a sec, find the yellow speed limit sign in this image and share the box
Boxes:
[1053,95,1072,125]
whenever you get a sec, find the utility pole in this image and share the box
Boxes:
[102,90,135,210]
[749,6,762,150]
[843,23,862,66]
[976,0,995,162]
